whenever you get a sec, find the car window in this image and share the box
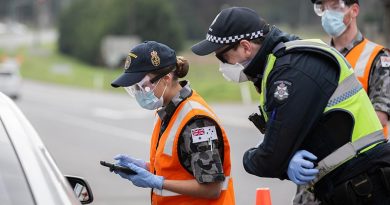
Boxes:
[0,119,35,205]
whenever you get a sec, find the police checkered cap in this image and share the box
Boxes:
[205,30,264,44]
[191,7,269,56]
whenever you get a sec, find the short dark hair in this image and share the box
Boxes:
[343,0,359,6]
[311,0,359,6]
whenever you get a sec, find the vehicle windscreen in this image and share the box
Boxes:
[0,119,35,205]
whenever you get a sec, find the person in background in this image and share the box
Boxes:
[292,1,390,203]
[110,41,235,205]
[312,0,389,137]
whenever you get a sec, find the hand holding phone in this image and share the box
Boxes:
[100,161,136,175]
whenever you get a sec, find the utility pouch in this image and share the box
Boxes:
[329,181,359,205]
[350,174,373,198]
[328,174,373,205]
[379,167,390,195]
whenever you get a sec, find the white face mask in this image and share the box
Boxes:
[321,10,349,37]
[219,61,249,83]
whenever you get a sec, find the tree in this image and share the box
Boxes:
[131,0,184,51]
[58,0,184,65]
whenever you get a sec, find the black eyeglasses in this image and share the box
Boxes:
[215,42,240,63]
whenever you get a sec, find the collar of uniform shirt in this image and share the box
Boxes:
[330,31,363,56]
[157,80,192,121]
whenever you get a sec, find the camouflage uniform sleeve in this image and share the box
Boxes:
[368,49,390,117]
[177,116,225,183]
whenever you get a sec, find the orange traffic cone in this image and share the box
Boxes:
[256,188,272,205]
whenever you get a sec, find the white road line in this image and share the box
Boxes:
[59,113,150,143]
[92,107,151,120]
[93,106,253,128]
[23,105,150,143]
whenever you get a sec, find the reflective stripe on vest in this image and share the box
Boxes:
[153,189,180,197]
[345,38,384,91]
[354,41,378,77]
[327,74,363,107]
[163,100,216,156]
[153,176,232,197]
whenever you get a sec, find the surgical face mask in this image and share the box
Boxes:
[218,60,250,83]
[321,9,348,37]
[133,82,167,110]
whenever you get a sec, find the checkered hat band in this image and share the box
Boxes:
[206,30,264,44]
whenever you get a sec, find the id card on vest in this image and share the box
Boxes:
[191,126,218,143]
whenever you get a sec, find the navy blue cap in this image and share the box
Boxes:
[111,41,176,88]
[191,7,269,56]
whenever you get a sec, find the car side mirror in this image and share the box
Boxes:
[65,175,94,204]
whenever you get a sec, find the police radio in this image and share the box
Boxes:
[248,106,267,134]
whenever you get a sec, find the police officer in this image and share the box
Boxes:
[191,7,390,204]
[110,41,235,204]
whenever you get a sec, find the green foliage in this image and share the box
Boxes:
[18,44,120,90]
[15,43,253,102]
[58,0,185,65]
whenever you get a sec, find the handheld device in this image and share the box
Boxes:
[248,113,266,134]
[100,161,137,175]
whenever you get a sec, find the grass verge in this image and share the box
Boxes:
[2,44,259,103]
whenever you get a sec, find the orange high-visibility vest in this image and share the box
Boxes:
[149,91,235,205]
[345,38,388,137]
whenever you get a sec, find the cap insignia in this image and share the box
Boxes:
[151,50,160,67]
[124,52,137,70]
[124,56,131,70]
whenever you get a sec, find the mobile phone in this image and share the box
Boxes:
[100,161,136,175]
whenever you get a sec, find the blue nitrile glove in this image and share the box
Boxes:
[115,162,164,190]
[287,150,319,185]
[114,154,148,170]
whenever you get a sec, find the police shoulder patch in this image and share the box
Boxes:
[273,80,292,102]
[191,126,217,143]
